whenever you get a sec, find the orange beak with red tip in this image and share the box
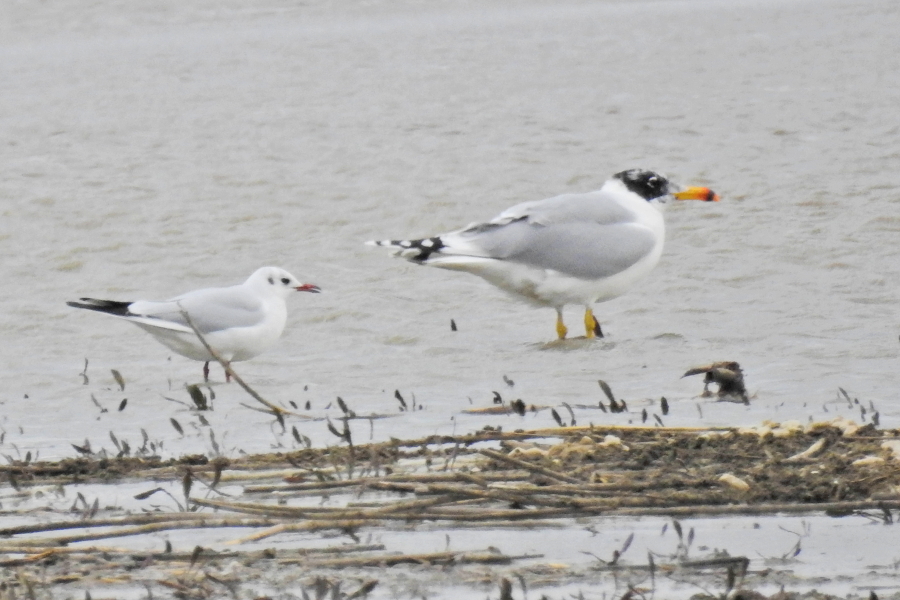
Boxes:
[295,283,321,293]
[673,186,720,202]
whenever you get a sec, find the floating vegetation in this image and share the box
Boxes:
[0,420,897,598]
[111,368,126,392]
[185,384,209,411]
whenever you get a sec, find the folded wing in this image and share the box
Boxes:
[431,190,658,279]
[129,287,265,334]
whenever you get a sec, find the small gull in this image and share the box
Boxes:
[369,169,718,339]
[67,266,320,380]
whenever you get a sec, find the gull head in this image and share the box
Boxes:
[613,169,719,205]
[246,266,321,298]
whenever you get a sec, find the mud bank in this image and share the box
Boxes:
[1,421,899,598]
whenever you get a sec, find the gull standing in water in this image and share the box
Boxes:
[67,266,320,380]
[369,169,718,339]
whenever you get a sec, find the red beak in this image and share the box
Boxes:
[295,283,321,293]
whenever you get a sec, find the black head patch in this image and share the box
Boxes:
[613,169,672,201]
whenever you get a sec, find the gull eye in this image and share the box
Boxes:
[281,277,290,285]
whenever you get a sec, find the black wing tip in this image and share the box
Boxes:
[67,298,133,316]
[368,236,446,262]
[394,237,446,262]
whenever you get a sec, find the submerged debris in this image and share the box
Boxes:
[0,420,896,599]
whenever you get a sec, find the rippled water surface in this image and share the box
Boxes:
[1,0,898,460]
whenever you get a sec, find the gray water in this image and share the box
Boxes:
[1,0,898,460]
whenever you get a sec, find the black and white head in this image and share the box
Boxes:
[246,266,321,297]
[613,169,719,205]
[613,169,674,202]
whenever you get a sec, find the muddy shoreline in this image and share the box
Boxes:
[1,421,898,599]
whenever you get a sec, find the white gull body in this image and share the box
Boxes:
[370,169,718,339]
[67,266,320,376]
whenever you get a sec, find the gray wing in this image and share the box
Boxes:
[457,219,657,279]
[490,190,637,226]
[447,190,656,279]
[129,286,264,334]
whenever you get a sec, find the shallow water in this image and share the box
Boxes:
[8,472,900,599]
[1,0,898,500]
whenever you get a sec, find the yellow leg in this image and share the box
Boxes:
[555,310,568,339]
[585,308,603,338]
[584,308,596,339]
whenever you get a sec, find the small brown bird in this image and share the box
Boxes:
[683,361,748,404]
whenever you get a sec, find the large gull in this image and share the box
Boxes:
[369,169,719,339]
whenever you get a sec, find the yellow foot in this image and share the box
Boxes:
[584,309,604,339]
[555,312,568,339]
